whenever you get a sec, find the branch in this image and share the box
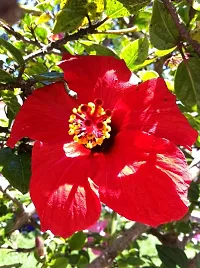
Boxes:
[9,202,36,233]
[24,17,109,61]
[0,185,24,212]
[96,26,138,35]
[87,222,149,268]
[162,0,200,57]
[0,20,41,47]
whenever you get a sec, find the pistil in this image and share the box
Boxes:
[68,99,112,149]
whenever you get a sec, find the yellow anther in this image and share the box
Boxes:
[68,100,112,149]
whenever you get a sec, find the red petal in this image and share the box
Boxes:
[92,130,191,226]
[30,141,101,238]
[7,82,77,148]
[113,78,197,149]
[59,55,132,110]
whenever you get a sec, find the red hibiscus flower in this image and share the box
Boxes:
[7,55,197,238]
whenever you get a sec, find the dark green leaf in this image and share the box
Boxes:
[68,254,80,265]
[188,181,199,201]
[77,256,89,268]
[0,69,14,83]
[156,245,188,268]
[150,0,179,49]
[120,37,149,69]
[174,57,200,109]
[51,257,68,268]
[69,232,86,250]
[0,148,31,194]
[0,38,25,67]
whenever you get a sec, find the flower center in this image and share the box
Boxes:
[68,99,112,149]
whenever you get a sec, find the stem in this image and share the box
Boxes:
[162,0,200,57]
[87,222,149,268]
[24,17,109,62]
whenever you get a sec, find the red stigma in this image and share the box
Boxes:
[85,119,92,126]
[94,98,103,106]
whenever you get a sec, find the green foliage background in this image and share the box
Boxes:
[0,0,200,267]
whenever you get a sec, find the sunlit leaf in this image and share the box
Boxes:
[120,37,149,69]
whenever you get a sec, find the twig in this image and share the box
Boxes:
[96,26,138,35]
[162,0,200,57]
[87,223,149,268]
[9,202,36,233]
[24,17,109,61]
[0,20,41,47]
[0,185,24,212]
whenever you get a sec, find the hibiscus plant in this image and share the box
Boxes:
[0,0,200,267]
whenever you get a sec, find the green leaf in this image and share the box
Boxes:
[120,37,149,70]
[105,0,150,18]
[54,0,88,33]
[150,0,179,49]
[138,70,159,81]
[0,90,21,120]
[155,47,176,57]
[32,72,64,82]
[0,69,14,83]
[0,38,25,67]
[53,9,86,33]
[69,232,87,250]
[174,57,200,109]
[51,257,68,268]
[77,256,89,268]
[156,245,188,268]
[188,181,199,201]
[81,41,118,57]
[0,148,31,194]
[105,0,130,18]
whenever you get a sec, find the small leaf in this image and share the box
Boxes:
[51,257,68,268]
[0,38,25,67]
[0,90,21,120]
[81,41,118,57]
[138,70,159,81]
[174,57,200,109]
[37,13,51,24]
[69,232,86,250]
[0,148,31,194]
[32,72,64,82]
[53,9,86,33]
[156,245,188,268]
[120,37,149,70]
[0,69,14,83]
[188,181,199,201]
[150,0,179,49]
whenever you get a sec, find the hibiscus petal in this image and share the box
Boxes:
[58,54,133,109]
[30,141,101,237]
[92,130,191,227]
[7,82,77,148]
[114,78,197,149]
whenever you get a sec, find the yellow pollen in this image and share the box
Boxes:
[68,100,112,149]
